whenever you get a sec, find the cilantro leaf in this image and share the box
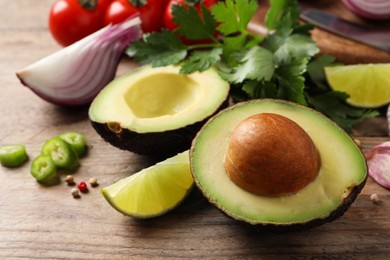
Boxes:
[274,57,308,105]
[276,74,306,105]
[260,8,316,106]
[211,0,258,35]
[127,30,187,67]
[172,4,217,40]
[307,92,379,132]
[180,48,222,74]
[219,46,275,83]
[242,80,278,99]
[265,0,300,30]
[223,34,247,55]
[264,10,319,64]
[273,34,318,64]
[306,55,338,91]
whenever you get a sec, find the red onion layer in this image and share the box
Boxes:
[342,0,390,20]
[365,141,390,189]
[16,14,142,106]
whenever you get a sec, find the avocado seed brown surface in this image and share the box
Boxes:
[224,113,320,197]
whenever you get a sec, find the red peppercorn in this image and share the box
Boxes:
[77,181,88,193]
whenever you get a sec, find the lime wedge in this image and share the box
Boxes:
[325,64,390,108]
[102,151,193,218]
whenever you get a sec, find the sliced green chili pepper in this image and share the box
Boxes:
[41,137,79,169]
[58,132,86,157]
[0,144,28,167]
[30,154,57,182]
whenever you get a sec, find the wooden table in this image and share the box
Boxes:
[1,0,389,259]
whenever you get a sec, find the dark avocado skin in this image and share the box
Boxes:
[195,173,367,232]
[238,176,367,232]
[91,99,229,159]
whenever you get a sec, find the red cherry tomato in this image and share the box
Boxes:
[104,0,138,25]
[104,0,164,33]
[49,0,111,47]
[162,0,170,8]
[164,0,218,31]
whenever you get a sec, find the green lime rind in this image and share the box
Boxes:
[58,132,87,157]
[101,186,194,219]
[41,137,79,169]
[0,144,28,167]
[30,154,57,182]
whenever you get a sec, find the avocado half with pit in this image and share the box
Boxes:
[89,65,229,157]
[190,99,367,230]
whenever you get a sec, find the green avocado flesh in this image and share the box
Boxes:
[89,65,229,157]
[190,99,367,227]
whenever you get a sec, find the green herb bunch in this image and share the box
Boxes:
[127,0,377,131]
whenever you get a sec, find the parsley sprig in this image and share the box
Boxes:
[126,0,378,132]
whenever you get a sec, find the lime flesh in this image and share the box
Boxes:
[325,64,390,108]
[102,151,193,218]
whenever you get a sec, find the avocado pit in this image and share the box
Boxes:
[224,113,320,197]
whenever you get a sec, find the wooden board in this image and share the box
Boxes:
[0,0,389,259]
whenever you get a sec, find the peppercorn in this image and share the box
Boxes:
[71,188,80,198]
[370,193,380,204]
[65,175,75,186]
[77,181,88,193]
[89,177,98,187]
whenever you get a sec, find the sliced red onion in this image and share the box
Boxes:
[342,0,390,20]
[365,141,390,189]
[16,14,142,106]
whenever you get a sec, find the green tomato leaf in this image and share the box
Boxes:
[127,30,188,67]
[180,48,223,74]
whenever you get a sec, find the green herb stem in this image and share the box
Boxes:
[187,42,222,51]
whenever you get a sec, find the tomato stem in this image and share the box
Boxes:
[78,0,98,10]
[128,0,148,7]
[184,0,202,6]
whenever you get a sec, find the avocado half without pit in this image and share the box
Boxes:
[89,65,229,157]
[190,99,367,230]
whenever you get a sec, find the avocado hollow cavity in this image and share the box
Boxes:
[224,113,320,197]
[125,73,199,118]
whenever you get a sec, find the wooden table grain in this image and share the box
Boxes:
[0,0,389,259]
